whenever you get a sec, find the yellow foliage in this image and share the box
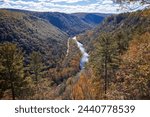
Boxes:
[72,69,103,100]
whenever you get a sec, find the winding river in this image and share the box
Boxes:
[72,36,89,69]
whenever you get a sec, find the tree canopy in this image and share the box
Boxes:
[0,43,25,99]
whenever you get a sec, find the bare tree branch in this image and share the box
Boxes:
[113,0,150,11]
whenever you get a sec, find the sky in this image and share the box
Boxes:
[0,0,148,13]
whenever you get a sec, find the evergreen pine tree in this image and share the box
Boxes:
[90,32,119,95]
[0,42,25,99]
[28,51,45,82]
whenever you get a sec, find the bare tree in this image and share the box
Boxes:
[113,0,150,11]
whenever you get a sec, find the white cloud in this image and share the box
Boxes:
[0,0,148,13]
[102,0,113,4]
[1,0,9,2]
[38,0,88,3]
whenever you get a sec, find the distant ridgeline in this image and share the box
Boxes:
[4,9,110,36]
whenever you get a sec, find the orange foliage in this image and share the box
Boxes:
[72,73,90,100]
[72,69,103,100]
[116,32,150,99]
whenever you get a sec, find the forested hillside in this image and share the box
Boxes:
[0,9,82,99]
[73,8,150,99]
[0,9,69,99]
[0,8,150,100]
[0,9,68,67]
[4,9,108,36]
[73,13,109,27]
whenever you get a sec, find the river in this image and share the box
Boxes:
[72,36,89,69]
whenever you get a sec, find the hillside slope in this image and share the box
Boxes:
[4,9,109,36]
[72,8,150,100]
[0,9,68,67]
[73,13,109,27]
[77,9,150,52]
[31,12,92,36]
[4,9,91,36]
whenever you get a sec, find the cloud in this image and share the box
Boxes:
[0,0,148,13]
[38,0,88,3]
[53,0,88,3]
[0,0,9,2]
[102,0,113,4]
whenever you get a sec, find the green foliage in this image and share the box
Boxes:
[0,42,26,99]
[89,32,119,94]
[28,51,46,82]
